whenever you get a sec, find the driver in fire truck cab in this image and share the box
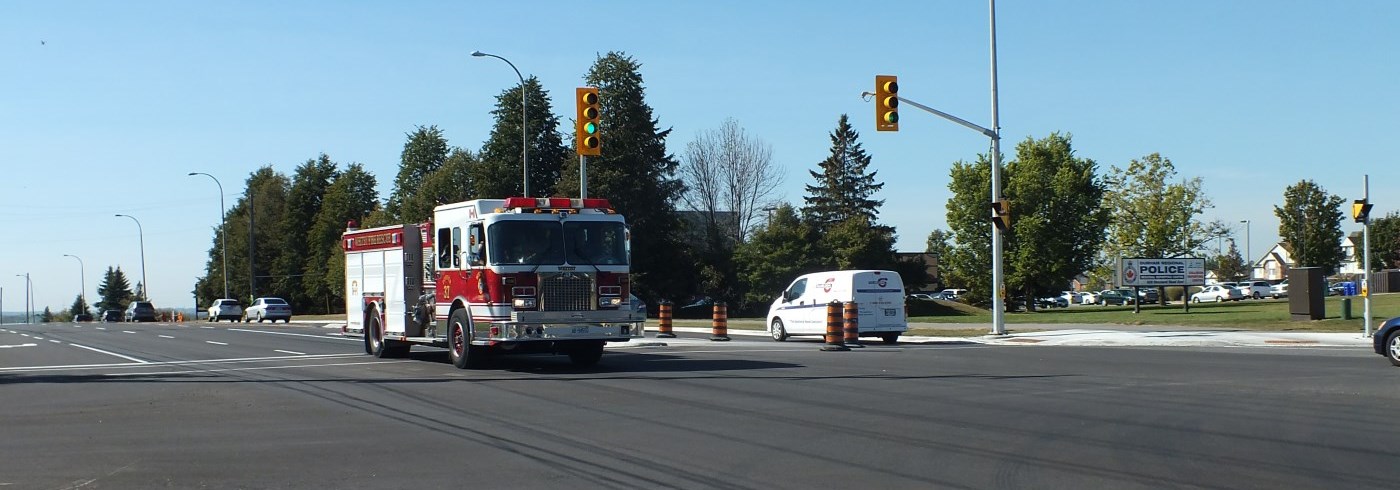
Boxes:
[496,222,562,264]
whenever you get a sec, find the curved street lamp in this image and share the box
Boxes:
[115,214,148,300]
[14,273,31,324]
[63,254,85,312]
[189,172,229,299]
[471,50,529,196]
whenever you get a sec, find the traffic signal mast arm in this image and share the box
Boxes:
[865,91,999,140]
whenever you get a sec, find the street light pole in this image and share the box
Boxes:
[115,214,148,300]
[1240,219,1251,279]
[189,172,229,299]
[15,273,30,324]
[471,50,529,196]
[63,254,85,313]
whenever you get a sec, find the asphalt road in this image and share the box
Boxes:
[3,321,1399,489]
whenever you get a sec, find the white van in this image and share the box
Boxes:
[766,270,908,344]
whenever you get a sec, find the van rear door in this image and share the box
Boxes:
[851,271,907,333]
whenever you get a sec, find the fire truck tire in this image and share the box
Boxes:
[448,308,485,369]
[567,341,605,367]
[368,314,409,358]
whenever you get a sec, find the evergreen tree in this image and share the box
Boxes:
[307,163,380,313]
[802,114,884,232]
[95,266,134,313]
[733,204,827,311]
[68,294,89,318]
[1213,239,1250,280]
[476,77,568,198]
[556,52,690,302]
[41,307,53,323]
[385,125,449,222]
[1274,179,1346,274]
[210,167,290,304]
[270,154,339,312]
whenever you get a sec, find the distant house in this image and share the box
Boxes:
[1250,234,1364,280]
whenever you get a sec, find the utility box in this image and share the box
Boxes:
[1289,267,1325,321]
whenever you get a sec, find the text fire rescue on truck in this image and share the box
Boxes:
[342,197,644,368]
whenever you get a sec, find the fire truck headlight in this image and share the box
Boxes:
[598,296,622,308]
[513,297,537,309]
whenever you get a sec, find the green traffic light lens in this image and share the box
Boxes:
[884,112,899,124]
[584,122,597,134]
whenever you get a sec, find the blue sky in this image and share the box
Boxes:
[3,1,1397,312]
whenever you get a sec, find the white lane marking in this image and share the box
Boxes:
[200,326,214,329]
[274,349,305,355]
[206,341,228,346]
[20,334,30,337]
[96,327,106,330]
[227,328,361,342]
[122,331,136,334]
[104,359,411,376]
[158,335,175,339]
[33,337,43,340]
[1,343,38,348]
[49,339,61,343]
[69,343,151,364]
[0,353,361,373]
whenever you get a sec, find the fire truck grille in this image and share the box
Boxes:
[540,273,593,311]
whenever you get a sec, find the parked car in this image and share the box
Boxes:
[101,309,123,322]
[74,313,93,322]
[1079,291,1099,305]
[1136,288,1159,303]
[206,298,243,322]
[1096,289,1135,306]
[244,297,292,323]
[124,301,157,322]
[629,293,646,316]
[1327,282,1346,296]
[1060,291,1084,306]
[1237,280,1271,299]
[1036,296,1069,308]
[1191,285,1244,303]
[1270,281,1289,299]
[908,293,936,301]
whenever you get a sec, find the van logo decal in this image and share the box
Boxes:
[877,278,888,288]
[819,277,835,293]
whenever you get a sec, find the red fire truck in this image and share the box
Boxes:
[342,197,643,368]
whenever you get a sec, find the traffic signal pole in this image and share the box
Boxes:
[1363,174,1371,338]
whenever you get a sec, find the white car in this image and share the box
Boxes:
[206,299,243,322]
[1079,291,1099,305]
[1060,291,1084,305]
[1270,281,1288,299]
[244,297,292,323]
[1191,285,1244,303]
[1237,280,1272,300]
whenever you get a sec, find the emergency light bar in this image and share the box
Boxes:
[502,197,612,210]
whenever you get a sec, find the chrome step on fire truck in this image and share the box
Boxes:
[342,197,644,368]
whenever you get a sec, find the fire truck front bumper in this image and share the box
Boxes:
[473,310,645,343]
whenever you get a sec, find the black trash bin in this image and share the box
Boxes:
[1342,298,1352,320]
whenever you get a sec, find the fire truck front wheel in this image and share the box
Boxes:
[447,308,485,369]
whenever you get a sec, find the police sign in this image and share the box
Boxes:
[1119,258,1206,287]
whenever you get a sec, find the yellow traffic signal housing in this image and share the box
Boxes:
[875,75,899,131]
[575,87,601,156]
[1353,199,1373,223]
[991,198,1011,231]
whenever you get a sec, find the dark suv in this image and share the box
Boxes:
[125,301,157,322]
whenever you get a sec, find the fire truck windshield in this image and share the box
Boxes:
[564,221,628,265]
[487,220,628,266]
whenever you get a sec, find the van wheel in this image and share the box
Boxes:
[770,318,789,342]
[1386,331,1400,367]
[881,333,899,344]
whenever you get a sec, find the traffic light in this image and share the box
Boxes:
[1353,199,1373,223]
[875,75,899,131]
[575,87,601,156]
[990,198,1011,231]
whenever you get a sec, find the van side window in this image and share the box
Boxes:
[436,228,452,269]
[785,278,807,301]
